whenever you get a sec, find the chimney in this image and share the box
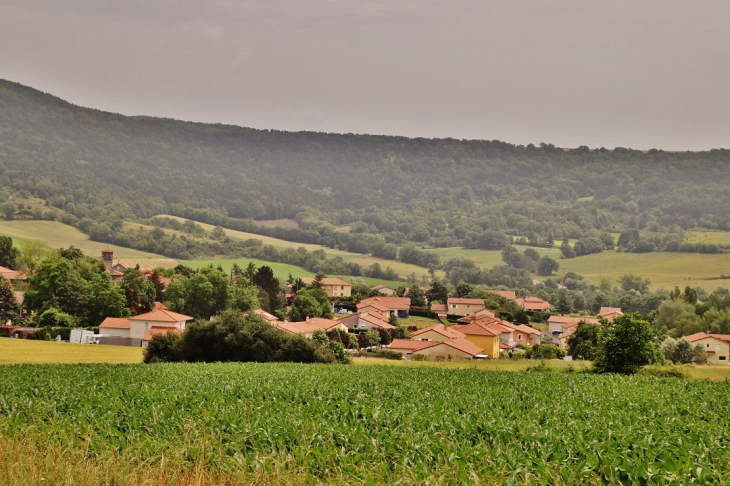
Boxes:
[306,316,310,322]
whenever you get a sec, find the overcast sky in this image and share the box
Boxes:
[2,0,729,150]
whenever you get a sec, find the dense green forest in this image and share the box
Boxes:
[1,79,729,263]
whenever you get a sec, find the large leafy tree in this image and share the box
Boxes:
[0,276,19,323]
[289,287,332,322]
[24,250,127,326]
[253,265,283,313]
[0,236,19,269]
[566,321,601,360]
[426,281,449,304]
[594,313,663,374]
[120,268,156,315]
[408,284,426,307]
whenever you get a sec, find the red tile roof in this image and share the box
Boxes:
[389,339,438,351]
[0,265,26,281]
[686,332,730,343]
[130,309,193,323]
[142,326,183,341]
[431,303,448,313]
[410,323,466,340]
[358,312,396,330]
[599,307,623,316]
[515,297,551,311]
[548,316,601,326]
[154,302,168,311]
[514,324,542,336]
[436,338,485,356]
[254,308,278,322]
[277,318,344,335]
[447,297,484,306]
[488,290,517,301]
[451,322,500,337]
[99,317,132,329]
[359,296,411,310]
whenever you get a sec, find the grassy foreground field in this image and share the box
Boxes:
[0,338,143,364]
[2,362,730,484]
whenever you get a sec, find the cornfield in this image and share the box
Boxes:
[1,362,729,484]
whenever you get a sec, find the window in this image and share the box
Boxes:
[518,334,523,341]
[721,356,728,361]
[341,286,344,290]
[451,304,456,309]
[707,343,710,348]
[717,344,722,351]
[340,293,343,297]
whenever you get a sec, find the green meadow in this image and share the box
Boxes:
[0,220,163,259]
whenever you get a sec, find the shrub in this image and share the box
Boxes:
[525,344,566,360]
[637,365,689,379]
[411,354,427,361]
[37,308,77,328]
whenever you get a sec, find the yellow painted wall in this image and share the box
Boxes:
[324,284,351,298]
[412,330,448,341]
[463,335,499,358]
[449,303,481,316]
[415,343,474,360]
[694,337,730,365]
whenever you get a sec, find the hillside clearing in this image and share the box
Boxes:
[0,220,164,259]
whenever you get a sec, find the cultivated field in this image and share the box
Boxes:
[1,362,729,484]
[427,246,730,291]
[0,338,143,364]
[251,218,299,228]
[0,220,162,259]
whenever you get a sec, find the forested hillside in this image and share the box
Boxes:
[1,79,729,258]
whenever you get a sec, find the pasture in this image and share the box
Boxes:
[157,214,355,256]
[1,362,730,484]
[0,220,162,259]
[426,246,730,291]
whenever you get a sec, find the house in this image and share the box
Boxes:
[487,290,517,301]
[515,297,551,312]
[456,307,496,322]
[99,317,133,339]
[277,317,348,338]
[300,277,352,297]
[685,332,730,365]
[600,307,623,320]
[100,309,192,347]
[446,297,485,317]
[430,303,448,318]
[100,249,177,282]
[409,323,466,341]
[340,312,396,332]
[357,296,411,319]
[371,285,397,296]
[253,308,279,324]
[142,326,183,347]
[0,265,26,281]
[449,321,501,358]
[389,338,484,360]
[547,316,600,336]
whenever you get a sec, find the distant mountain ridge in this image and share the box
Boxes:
[0,78,729,256]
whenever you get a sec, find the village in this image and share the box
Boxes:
[1,247,727,366]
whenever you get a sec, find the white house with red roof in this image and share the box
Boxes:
[686,332,730,365]
[340,312,396,332]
